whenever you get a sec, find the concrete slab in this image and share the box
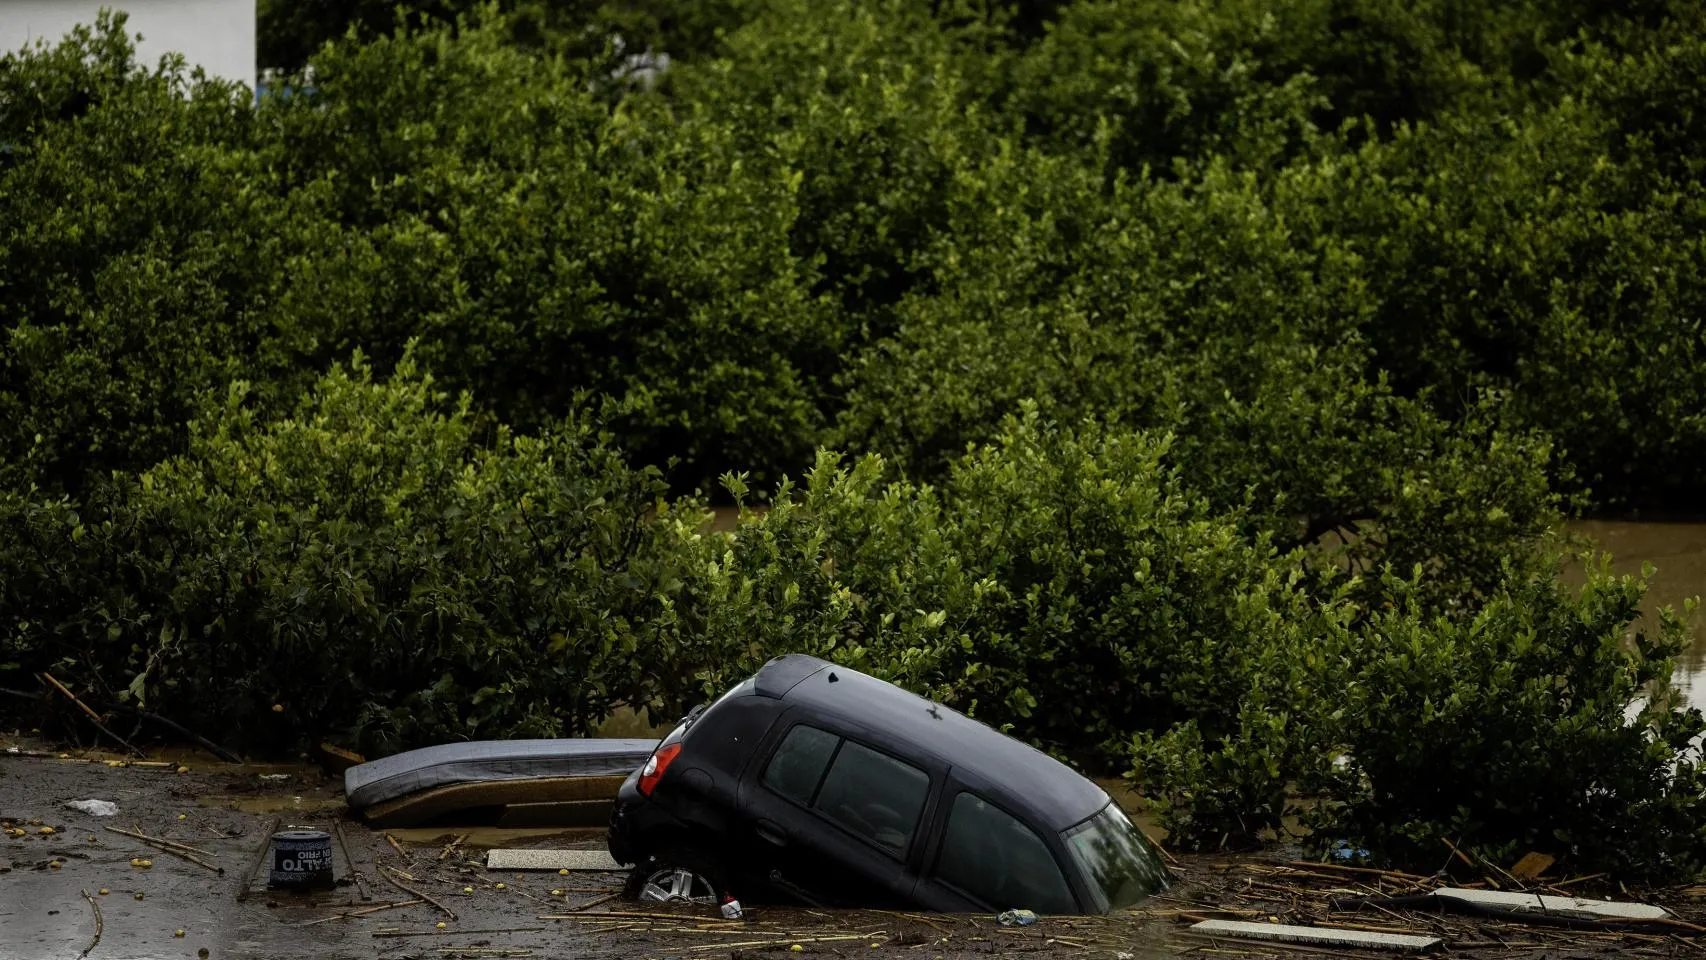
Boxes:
[1432,888,1671,922]
[487,848,622,871]
[1192,920,1442,952]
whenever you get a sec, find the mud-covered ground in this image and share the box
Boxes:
[4,746,1703,960]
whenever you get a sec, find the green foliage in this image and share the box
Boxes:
[0,354,698,754]
[1319,562,1706,879]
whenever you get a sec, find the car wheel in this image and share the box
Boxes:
[626,847,728,906]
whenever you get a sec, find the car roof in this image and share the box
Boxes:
[756,655,1110,832]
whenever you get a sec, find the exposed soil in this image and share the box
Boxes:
[3,742,1702,960]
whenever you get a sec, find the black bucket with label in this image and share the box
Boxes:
[268,830,335,890]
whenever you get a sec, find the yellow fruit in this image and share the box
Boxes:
[176,765,190,774]
[436,922,447,930]
[178,814,187,821]
[98,888,109,896]
[134,893,144,900]
[558,868,569,876]
[130,858,152,868]
[272,704,284,713]
[494,882,507,890]
[462,886,473,894]
[550,889,563,896]
[38,827,55,835]
[175,929,185,938]
[48,860,61,869]
[791,946,804,953]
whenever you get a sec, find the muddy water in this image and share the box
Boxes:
[1566,520,1706,713]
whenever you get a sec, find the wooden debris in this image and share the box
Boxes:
[439,834,469,862]
[38,672,146,759]
[381,865,458,921]
[375,927,545,938]
[78,889,103,959]
[1191,919,1442,952]
[1432,888,1671,922]
[485,848,620,872]
[1509,853,1556,882]
[235,817,279,901]
[298,899,425,926]
[384,832,414,863]
[102,825,222,874]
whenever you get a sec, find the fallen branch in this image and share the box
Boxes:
[102,825,222,874]
[333,821,372,901]
[106,702,241,763]
[236,817,280,902]
[79,889,103,959]
[38,673,145,758]
[382,865,457,921]
[438,834,468,862]
[685,934,873,952]
[374,927,545,939]
[298,900,425,926]
[385,832,414,863]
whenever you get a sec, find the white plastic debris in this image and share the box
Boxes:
[65,799,119,817]
[486,848,621,871]
[1192,920,1441,952]
[1432,888,1671,922]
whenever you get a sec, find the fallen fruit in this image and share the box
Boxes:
[130,858,152,868]
[48,860,62,869]
[494,882,507,890]
[791,946,803,953]
[134,893,144,900]
[550,889,563,896]
[38,826,55,835]
[178,814,187,821]
[176,766,190,774]
[272,704,284,713]
[98,888,109,895]
[462,886,473,894]
[558,869,569,876]
[175,929,185,938]
[436,922,447,929]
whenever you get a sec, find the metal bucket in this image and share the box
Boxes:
[268,830,334,890]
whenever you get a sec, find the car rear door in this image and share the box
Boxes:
[737,714,943,908]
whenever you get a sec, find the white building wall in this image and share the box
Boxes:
[0,0,254,87]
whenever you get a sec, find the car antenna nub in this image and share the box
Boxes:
[827,671,839,683]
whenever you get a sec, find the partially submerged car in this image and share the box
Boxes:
[607,654,1169,914]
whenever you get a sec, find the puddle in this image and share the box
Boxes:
[197,794,347,814]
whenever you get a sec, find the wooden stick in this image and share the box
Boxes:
[384,832,414,863]
[438,834,468,862]
[236,817,279,901]
[297,899,424,926]
[79,889,103,959]
[374,927,545,939]
[38,673,145,758]
[103,825,214,857]
[1551,873,1609,888]
[332,821,372,901]
[102,825,222,874]
[686,934,872,952]
[381,865,456,920]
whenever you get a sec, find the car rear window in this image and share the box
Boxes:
[935,792,1077,913]
[761,724,839,804]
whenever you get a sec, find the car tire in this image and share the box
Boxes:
[625,846,729,906]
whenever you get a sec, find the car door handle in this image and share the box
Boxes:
[755,819,788,848]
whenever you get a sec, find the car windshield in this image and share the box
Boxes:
[1061,803,1169,912]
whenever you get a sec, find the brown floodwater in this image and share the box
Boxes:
[1566,520,1706,713]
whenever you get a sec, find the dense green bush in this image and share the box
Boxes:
[0,355,701,754]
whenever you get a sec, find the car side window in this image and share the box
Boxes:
[935,792,1077,914]
[813,740,929,857]
[761,724,840,805]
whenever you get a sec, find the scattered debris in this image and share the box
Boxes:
[998,909,1038,926]
[65,800,118,817]
[1508,852,1556,881]
[1190,919,1442,952]
[104,825,222,874]
[1430,887,1671,921]
[297,899,425,927]
[486,849,621,872]
[381,864,458,920]
[78,888,103,959]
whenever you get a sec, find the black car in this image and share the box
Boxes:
[607,654,1170,914]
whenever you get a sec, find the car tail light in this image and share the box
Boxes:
[637,742,682,797]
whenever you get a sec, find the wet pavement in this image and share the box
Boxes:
[0,750,1174,959]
